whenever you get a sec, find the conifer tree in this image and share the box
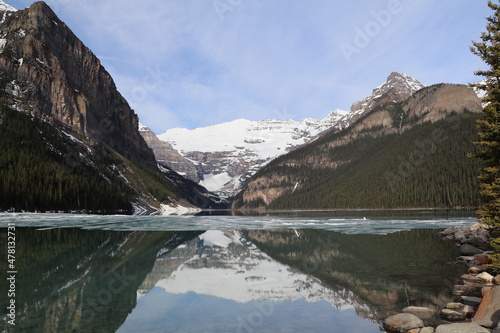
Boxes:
[471,1,500,268]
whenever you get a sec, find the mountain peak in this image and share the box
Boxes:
[347,71,425,123]
[382,71,425,92]
[324,109,349,120]
[0,1,16,12]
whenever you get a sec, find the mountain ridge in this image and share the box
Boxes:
[232,82,483,209]
[141,109,349,197]
[140,71,428,198]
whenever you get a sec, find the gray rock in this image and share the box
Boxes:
[454,230,466,241]
[440,308,465,321]
[403,306,436,320]
[457,256,477,263]
[383,313,424,333]
[420,327,435,333]
[461,295,483,306]
[435,322,490,333]
[461,244,484,256]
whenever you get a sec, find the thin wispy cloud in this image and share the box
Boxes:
[8,0,492,133]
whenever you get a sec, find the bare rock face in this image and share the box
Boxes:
[341,83,482,145]
[139,124,200,181]
[401,84,482,127]
[0,1,156,169]
[337,71,425,129]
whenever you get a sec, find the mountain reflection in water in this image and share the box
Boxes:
[0,225,466,332]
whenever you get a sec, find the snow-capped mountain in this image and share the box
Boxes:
[140,71,426,198]
[151,109,348,197]
[0,0,16,13]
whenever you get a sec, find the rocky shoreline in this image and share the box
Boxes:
[383,222,500,333]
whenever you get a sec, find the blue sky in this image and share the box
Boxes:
[7,0,493,133]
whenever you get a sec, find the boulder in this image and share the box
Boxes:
[472,286,500,328]
[435,323,490,333]
[461,244,484,256]
[457,255,477,263]
[445,303,463,310]
[474,253,491,265]
[495,275,500,285]
[477,272,495,284]
[461,295,483,306]
[469,264,488,274]
[454,230,466,242]
[440,308,465,321]
[461,274,487,284]
[462,305,476,318]
[420,327,435,333]
[483,286,494,295]
[453,283,483,296]
[403,306,436,320]
[383,313,424,333]
[440,227,454,236]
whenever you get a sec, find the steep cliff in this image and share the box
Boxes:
[233,83,483,209]
[0,1,217,212]
[0,1,156,168]
[139,124,201,182]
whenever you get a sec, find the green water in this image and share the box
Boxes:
[0,211,473,332]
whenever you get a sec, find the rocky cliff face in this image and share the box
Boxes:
[0,1,156,169]
[0,1,217,212]
[139,124,200,181]
[331,83,482,146]
[401,83,482,126]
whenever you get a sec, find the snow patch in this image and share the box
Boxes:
[0,1,16,12]
[473,79,487,100]
[6,80,22,97]
[61,131,92,153]
[200,173,232,192]
[15,29,25,38]
[138,122,149,132]
[0,38,7,52]
[160,203,201,216]
[56,269,90,294]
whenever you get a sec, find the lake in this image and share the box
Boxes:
[0,210,476,332]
